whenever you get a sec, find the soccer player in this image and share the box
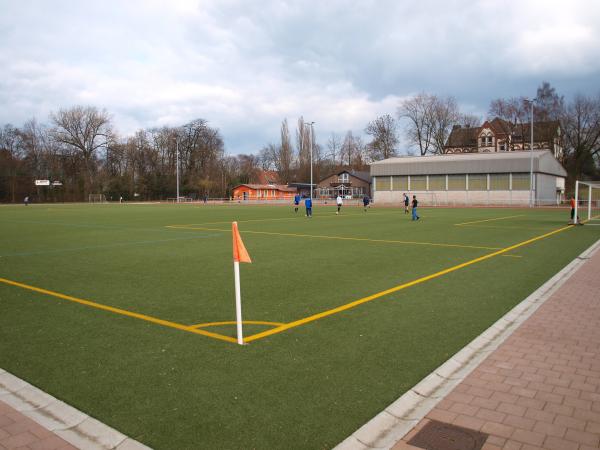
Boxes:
[403,193,409,214]
[363,195,370,211]
[336,195,343,214]
[411,195,420,221]
[305,196,313,217]
[294,194,301,213]
[570,196,576,223]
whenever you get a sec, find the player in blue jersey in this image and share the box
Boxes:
[294,194,301,213]
[305,197,312,217]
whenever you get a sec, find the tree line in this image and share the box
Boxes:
[1,82,599,202]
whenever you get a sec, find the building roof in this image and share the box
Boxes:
[320,169,371,184]
[446,119,560,148]
[445,126,479,147]
[370,150,567,177]
[253,170,281,185]
[233,184,297,192]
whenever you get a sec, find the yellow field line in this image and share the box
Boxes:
[173,211,403,228]
[0,277,237,344]
[243,225,572,343]
[190,320,284,329]
[166,225,502,251]
[456,224,552,231]
[455,215,525,226]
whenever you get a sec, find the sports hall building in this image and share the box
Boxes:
[370,150,567,206]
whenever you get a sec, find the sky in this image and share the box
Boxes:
[1,0,599,155]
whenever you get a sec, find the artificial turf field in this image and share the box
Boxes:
[0,202,599,449]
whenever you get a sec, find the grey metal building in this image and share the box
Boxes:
[370,150,567,206]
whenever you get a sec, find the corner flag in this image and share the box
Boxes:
[232,222,251,345]
[232,222,252,263]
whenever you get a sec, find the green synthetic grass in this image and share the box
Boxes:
[0,203,598,449]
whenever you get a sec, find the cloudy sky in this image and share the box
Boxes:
[1,0,599,154]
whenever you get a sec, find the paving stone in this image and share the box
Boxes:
[385,241,600,450]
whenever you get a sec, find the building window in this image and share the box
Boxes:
[468,174,487,190]
[391,176,408,191]
[410,175,427,190]
[490,174,510,190]
[338,173,349,183]
[448,174,466,191]
[428,175,446,191]
[511,173,530,190]
[375,176,391,191]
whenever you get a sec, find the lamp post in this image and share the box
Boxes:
[306,121,315,200]
[524,99,535,208]
[176,137,180,203]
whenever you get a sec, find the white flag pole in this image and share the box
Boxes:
[234,260,244,345]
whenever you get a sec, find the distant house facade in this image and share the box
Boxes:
[444,118,563,160]
[232,184,297,200]
[316,170,371,198]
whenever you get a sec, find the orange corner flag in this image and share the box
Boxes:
[232,222,252,263]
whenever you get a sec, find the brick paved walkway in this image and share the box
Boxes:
[0,400,76,450]
[393,245,600,450]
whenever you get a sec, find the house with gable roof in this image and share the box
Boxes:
[444,117,563,160]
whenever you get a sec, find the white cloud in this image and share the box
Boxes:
[0,0,599,154]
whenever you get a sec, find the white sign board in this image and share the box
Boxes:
[35,180,50,186]
[52,181,63,186]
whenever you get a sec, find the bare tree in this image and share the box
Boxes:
[0,124,24,202]
[431,97,460,154]
[327,133,341,165]
[488,97,531,150]
[296,117,312,181]
[341,131,356,166]
[258,145,276,171]
[561,94,600,184]
[397,93,436,156]
[458,113,481,128]
[51,106,112,195]
[536,81,564,122]
[278,119,294,182]
[365,114,399,160]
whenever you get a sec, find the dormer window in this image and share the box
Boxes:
[338,173,349,183]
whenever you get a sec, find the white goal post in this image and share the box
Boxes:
[88,193,106,203]
[574,180,600,224]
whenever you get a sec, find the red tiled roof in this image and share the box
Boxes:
[234,184,297,192]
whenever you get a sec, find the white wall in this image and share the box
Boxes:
[373,190,533,206]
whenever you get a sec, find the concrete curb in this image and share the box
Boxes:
[0,370,151,450]
[334,238,600,450]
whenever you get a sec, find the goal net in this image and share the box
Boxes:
[574,181,600,225]
[88,193,106,203]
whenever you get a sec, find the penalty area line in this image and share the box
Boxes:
[454,214,525,226]
[166,225,502,251]
[244,224,572,343]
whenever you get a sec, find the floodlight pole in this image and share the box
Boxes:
[525,99,535,208]
[176,138,180,203]
[307,121,315,200]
